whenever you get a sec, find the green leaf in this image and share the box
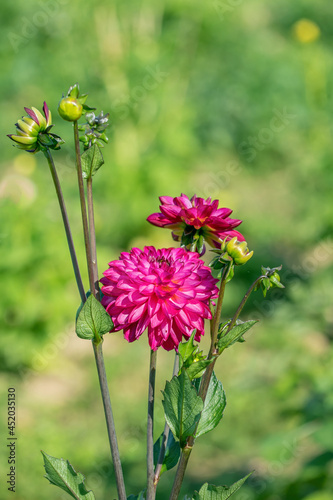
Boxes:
[196,372,226,438]
[81,144,104,179]
[217,320,258,353]
[41,451,95,500]
[153,431,180,476]
[192,473,252,500]
[178,331,197,365]
[185,359,212,380]
[75,294,113,340]
[162,370,203,448]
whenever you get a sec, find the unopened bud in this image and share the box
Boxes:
[58,97,83,122]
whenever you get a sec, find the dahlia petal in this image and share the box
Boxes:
[186,302,205,315]
[31,107,47,130]
[43,102,52,127]
[174,195,193,209]
[150,308,165,328]
[24,107,39,124]
[160,205,182,220]
[159,195,174,205]
[124,323,142,342]
[128,302,147,323]
[147,213,172,227]
[148,295,161,316]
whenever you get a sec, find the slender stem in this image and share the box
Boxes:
[87,177,99,295]
[73,121,95,296]
[43,149,86,303]
[73,127,126,498]
[209,263,231,356]
[169,265,231,500]
[93,340,127,500]
[225,276,264,334]
[154,353,179,487]
[147,349,158,500]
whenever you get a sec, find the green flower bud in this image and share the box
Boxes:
[8,102,63,154]
[58,97,83,122]
[221,237,253,265]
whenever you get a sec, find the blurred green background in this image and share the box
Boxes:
[0,0,333,499]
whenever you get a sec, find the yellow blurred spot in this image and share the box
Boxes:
[293,19,321,44]
[13,154,36,176]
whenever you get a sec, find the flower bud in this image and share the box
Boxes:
[58,83,95,123]
[8,102,63,154]
[221,237,253,265]
[58,97,83,122]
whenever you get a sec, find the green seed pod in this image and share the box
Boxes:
[58,97,83,122]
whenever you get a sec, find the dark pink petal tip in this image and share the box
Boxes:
[24,107,39,125]
[43,101,49,122]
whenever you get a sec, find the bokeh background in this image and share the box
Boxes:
[0,1,333,499]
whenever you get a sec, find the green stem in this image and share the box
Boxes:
[147,349,158,500]
[73,121,95,297]
[93,340,127,500]
[73,126,126,499]
[86,177,99,295]
[169,447,192,500]
[169,264,231,500]
[225,276,264,334]
[154,353,179,488]
[43,149,85,303]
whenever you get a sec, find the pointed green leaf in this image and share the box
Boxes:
[218,320,258,353]
[81,144,104,180]
[42,451,95,500]
[75,294,113,340]
[196,372,226,438]
[162,371,203,448]
[178,331,197,365]
[153,431,180,476]
[185,359,213,380]
[192,473,252,500]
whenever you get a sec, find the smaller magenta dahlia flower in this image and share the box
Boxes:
[147,194,244,255]
[8,102,63,153]
[100,246,219,351]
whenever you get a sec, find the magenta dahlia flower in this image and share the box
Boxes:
[100,246,219,351]
[147,194,244,255]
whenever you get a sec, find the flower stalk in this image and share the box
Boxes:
[93,340,127,500]
[73,120,96,297]
[154,353,179,488]
[43,149,85,303]
[147,349,158,500]
[73,119,126,499]
[169,263,231,500]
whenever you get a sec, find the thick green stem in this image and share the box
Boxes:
[43,149,85,303]
[169,446,192,500]
[169,265,231,500]
[147,349,158,500]
[154,353,179,488]
[73,121,95,297]
[93,340,127,500]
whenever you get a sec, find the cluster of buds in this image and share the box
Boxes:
[7,103,63,154]
[78,111,109,150]
[210,237,253,281]
[58,83,94,122]
[256,265,285,297]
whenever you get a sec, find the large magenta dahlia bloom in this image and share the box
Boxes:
[147,194,245,253]
[100,246,219,351]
